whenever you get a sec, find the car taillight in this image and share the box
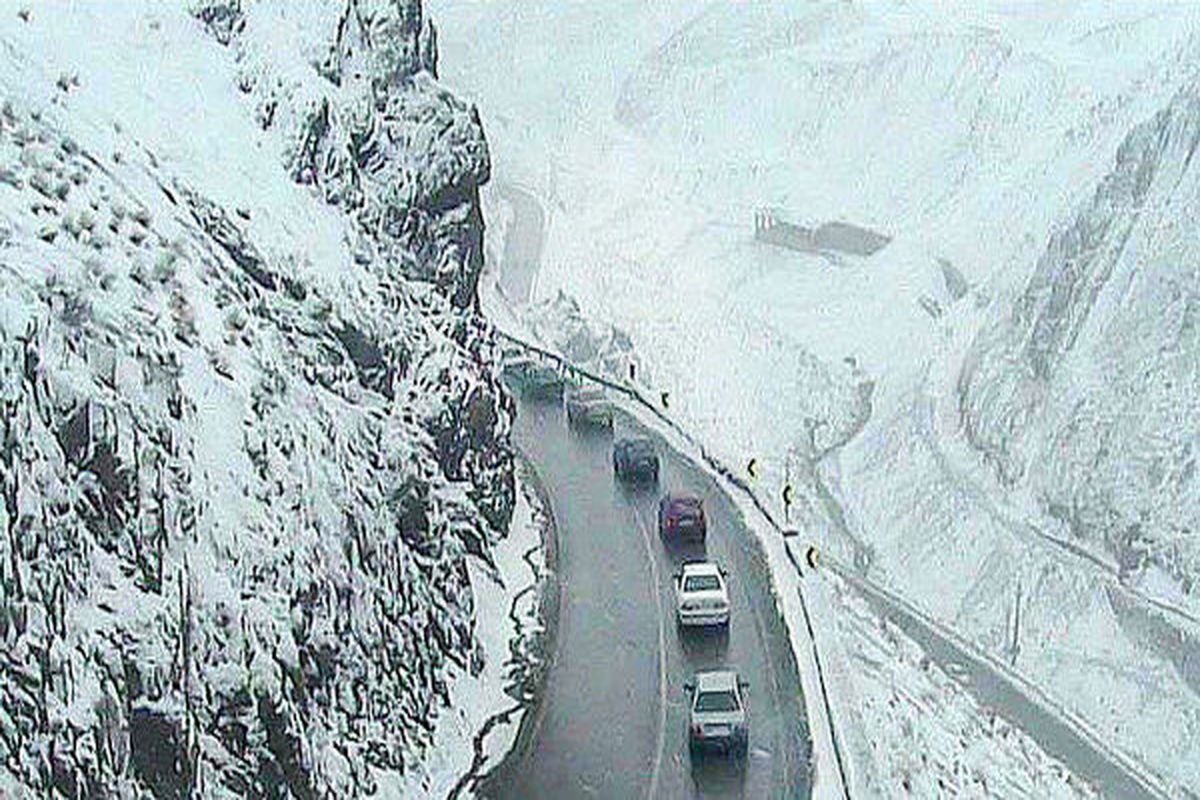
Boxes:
[691,724,703,737]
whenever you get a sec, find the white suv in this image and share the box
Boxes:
[674,561,730,628]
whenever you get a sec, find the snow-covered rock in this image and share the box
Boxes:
[430,0,1200,792]
[961,85,1200,594]
[0,1,513,796]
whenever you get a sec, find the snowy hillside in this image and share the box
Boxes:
[0,1,515,796]
[431,0,1200,793]
[961,84,1200,608]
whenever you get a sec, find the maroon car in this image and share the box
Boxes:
[658,494,707,541]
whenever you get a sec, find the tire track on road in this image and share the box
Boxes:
[630,504,669,800]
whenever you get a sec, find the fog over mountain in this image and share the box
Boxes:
[6,1,1200,797]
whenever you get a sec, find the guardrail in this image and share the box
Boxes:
[495,327,854,799]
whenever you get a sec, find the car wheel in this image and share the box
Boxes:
[689,740,700,760]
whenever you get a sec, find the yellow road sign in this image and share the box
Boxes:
[805,545,819,570]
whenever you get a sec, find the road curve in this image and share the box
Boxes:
[830,565,1170,800]
[480,399,811,798]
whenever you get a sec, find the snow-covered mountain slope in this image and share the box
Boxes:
[961,84,1200,599]
[0,2,514,796]
[836,31,1200,799]
[431,0,1200,793]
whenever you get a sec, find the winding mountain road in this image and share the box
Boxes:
[480,180,810,798]
[480,176,1180,798]
[481,400,811,798]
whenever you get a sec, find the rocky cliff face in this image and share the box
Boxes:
[960,85,1200,597]
[0,1,512,796]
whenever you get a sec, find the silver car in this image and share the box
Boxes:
[565,383,613,428]
[685,670,749,757]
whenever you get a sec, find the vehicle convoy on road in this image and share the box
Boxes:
[613,436,660,482]
[658,493,707,542]
[674,561,731,628]
[686,670,750,758]
[565,383,614,429]
[489,383,812,797]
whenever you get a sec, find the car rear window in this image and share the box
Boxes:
[670,501,700,516]
[694,689,739,713]
[684,575,721,592]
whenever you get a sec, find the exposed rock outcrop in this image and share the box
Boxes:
[0,1,514,796]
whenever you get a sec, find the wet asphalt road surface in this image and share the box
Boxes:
[481,398,810,799]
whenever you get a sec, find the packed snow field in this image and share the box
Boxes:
[432,0,1200,795]
[0,1,530,796]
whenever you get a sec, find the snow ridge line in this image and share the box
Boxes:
[493,329,851,798]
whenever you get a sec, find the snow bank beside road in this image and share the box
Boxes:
[835,584,1101,799]
[397,472,545,798]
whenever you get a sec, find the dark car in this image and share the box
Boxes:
[613,437,659,482]
[499,354,537,392]
[523,363,565,401]
[565,384,613,429]
[658,493,706,541]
